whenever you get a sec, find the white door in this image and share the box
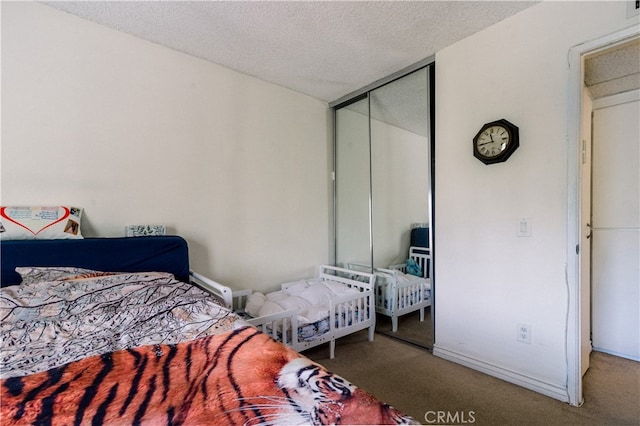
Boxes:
[580,87,593,376]
[591,90,640,361]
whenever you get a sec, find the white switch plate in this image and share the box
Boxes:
[517,217,531,237]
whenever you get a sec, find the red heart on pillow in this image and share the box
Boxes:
[0,206,70,235]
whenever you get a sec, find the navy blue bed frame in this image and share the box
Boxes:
[0,236,190,287]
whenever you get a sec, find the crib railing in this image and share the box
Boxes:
[331,290,373,329]
[246,309,299,346]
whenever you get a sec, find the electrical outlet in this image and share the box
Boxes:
[517,323,532,344]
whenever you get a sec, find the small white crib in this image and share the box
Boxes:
[232,265,376,359]
[348,246,431,332]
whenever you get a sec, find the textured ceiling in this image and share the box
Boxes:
[585,39,640,99]
[41,1,539,103]
[346,68,430,136]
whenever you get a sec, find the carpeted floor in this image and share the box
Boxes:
[375,309,434,348]
[305,330,640,425]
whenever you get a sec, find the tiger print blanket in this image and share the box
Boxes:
[0,327,417,425]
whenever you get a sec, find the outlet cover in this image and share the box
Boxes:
[517,323,532,344]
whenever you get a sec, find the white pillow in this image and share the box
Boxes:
[298,283,335,306]
[0,206,83,240]
[396,272,413,282]
[266,290,288,302]
[276,295,311,311]
[376,272,395,284]
[282,280,310,296]
[258,301,285,317]
[245,292,267,317]
[299,305,330,324]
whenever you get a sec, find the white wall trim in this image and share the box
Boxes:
[592,89,640,110]
[433,345,569,403]
[566,23,640,408]
[592,346,640,363]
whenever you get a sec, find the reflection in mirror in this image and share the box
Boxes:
[334,65,433,349]
[371,69,429,268]
[370,68,432,348]
[335,97,371,270]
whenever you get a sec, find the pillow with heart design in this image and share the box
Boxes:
[0,206,83,240]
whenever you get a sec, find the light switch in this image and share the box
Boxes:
[517,217,531,237]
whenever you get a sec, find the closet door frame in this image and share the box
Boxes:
[331,59,436,347]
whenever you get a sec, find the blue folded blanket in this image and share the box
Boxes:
[406,258,423,277]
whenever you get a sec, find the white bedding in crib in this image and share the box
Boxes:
[376,270,431,309]
[244,279,359,325]
[378,269,430,286]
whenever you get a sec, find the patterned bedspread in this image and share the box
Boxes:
[0,271,240,379]
[0,327,417,425]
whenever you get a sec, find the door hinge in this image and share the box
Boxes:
[576,244,580,255]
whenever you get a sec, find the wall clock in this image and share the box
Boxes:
[473,119,519,165]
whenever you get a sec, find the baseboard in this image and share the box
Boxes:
[592,346,640,362]
[433,345,569,403]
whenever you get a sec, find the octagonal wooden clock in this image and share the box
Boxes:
[473,119,519,165]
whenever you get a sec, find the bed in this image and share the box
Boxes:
[232,265,376,359]
[0,236,416,425]
[348,246,431,333]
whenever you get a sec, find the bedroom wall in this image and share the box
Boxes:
[0,2,331,291]
[434,1,637,401]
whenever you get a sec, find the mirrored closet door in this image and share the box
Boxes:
[333,65,435,349]
[335,96,372,270]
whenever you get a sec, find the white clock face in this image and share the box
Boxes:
[475,125,510,158]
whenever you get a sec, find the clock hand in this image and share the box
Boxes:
[478,141,492,146]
